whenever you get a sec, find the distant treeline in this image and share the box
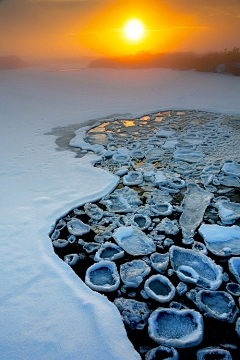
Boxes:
[89,48,240,76]
[0,55,28,70]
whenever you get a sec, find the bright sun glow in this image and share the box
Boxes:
[124,19,144,41]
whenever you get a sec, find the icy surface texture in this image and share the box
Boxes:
[169,246,222,290]
[195,290,239,322]
[236,318,240,337]
[144,274,176,303]
[113,226,156,256]
[199,224,240,256]
[120,260,151,288]
[226,282,240,296]
[85,261,120,292]
[196,347,232,360]
[131,213,151,230]
[123,171,143,186]
[180,183,213,241]
[114,297,151,330]
[148,308,203,348]
[84,203,103,220]
[145,345,179,360]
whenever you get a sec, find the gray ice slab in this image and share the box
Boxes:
[180,183,213,241]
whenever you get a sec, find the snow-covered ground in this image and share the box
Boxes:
[0,67,240,360]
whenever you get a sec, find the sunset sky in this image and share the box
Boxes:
[1,0,240,59]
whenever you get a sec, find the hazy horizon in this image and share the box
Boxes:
[1,0,240,61]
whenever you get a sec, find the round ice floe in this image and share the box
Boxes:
[176,282,188,296]
[130,149,145,159]
[145,149,163,163]
[151,203,173,216]
[131,213,151,230]
[199,224,240,256]
[120,259,151,288]
[84,203,103,220]
[113,226,156,256]
[52,239,68,248]
[192,241,208,255]
[85,261,120,292]
[67,219,90,236]
[133,162,155,173]
[112,152,130,163]
[150,252,169,273]
[148,308,203,348]
[64,254,79,266]
[169,246,223,290]
[226,282,240,296]
[145,345,179,360]
[169,178,185,189]
[173,149,203,163]
[195,290,239,322]
[123,171,143,186]
[222,161,240,177]
[114,297,151,330]
[196,347,232,360]
[144,274,175,303]
[228,257,240,284]
[94,242,124,262]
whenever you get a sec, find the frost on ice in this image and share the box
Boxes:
[85,261,120,292]
[144,274,176,303]
[120,260,151,288]
[148,308,203,348]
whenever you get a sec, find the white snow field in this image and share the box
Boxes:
[0,66,240,360]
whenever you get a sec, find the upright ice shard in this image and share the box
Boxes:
[180,183,213,241]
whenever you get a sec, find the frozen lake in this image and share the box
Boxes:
[0,67,240,359]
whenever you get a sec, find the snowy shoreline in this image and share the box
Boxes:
[0,67,240,359]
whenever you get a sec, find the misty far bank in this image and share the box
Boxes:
[89,48,240,76]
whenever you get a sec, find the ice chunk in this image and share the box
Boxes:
[133,162,155,173]
[84,203,103,220]
[199,224,240,256]
[196,347,232,360]
[148,308,203,348]
[94,242,124,262]
[145,345,179,360]
[113,226,156,256]
[155,218,179,235]
[226,282,240,296]
[173,149,203,163]
[176,282,188,296]
[130,149,145,159]
[64,254,79,266]
[67,218,90,236]
[180,183,213,240]
[112,152,130,163]
[85,261,120,292]
[195,290,239,322]
[114,297,151,330]
[228,257,240,283]
[215,200,240,225]
[100,194,133,213]
[151,203,173,216]
[52,239,68,248]
[219,175,240,188]
[169,246,222,290]
[192,241,208,255]
[145,148,163,162]
[120,259,151,288]
[123,171,143,186]
[222,161,240,177]
[155,128,175,138]
[150,252,169,273]
[155,171,168,186]
[144,274,176,303]
[131,213,151,230]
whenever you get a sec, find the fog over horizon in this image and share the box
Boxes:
[1,0,240,61]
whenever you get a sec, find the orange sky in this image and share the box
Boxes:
[0,0,240,59]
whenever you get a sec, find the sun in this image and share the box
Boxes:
[124,19,145,41]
